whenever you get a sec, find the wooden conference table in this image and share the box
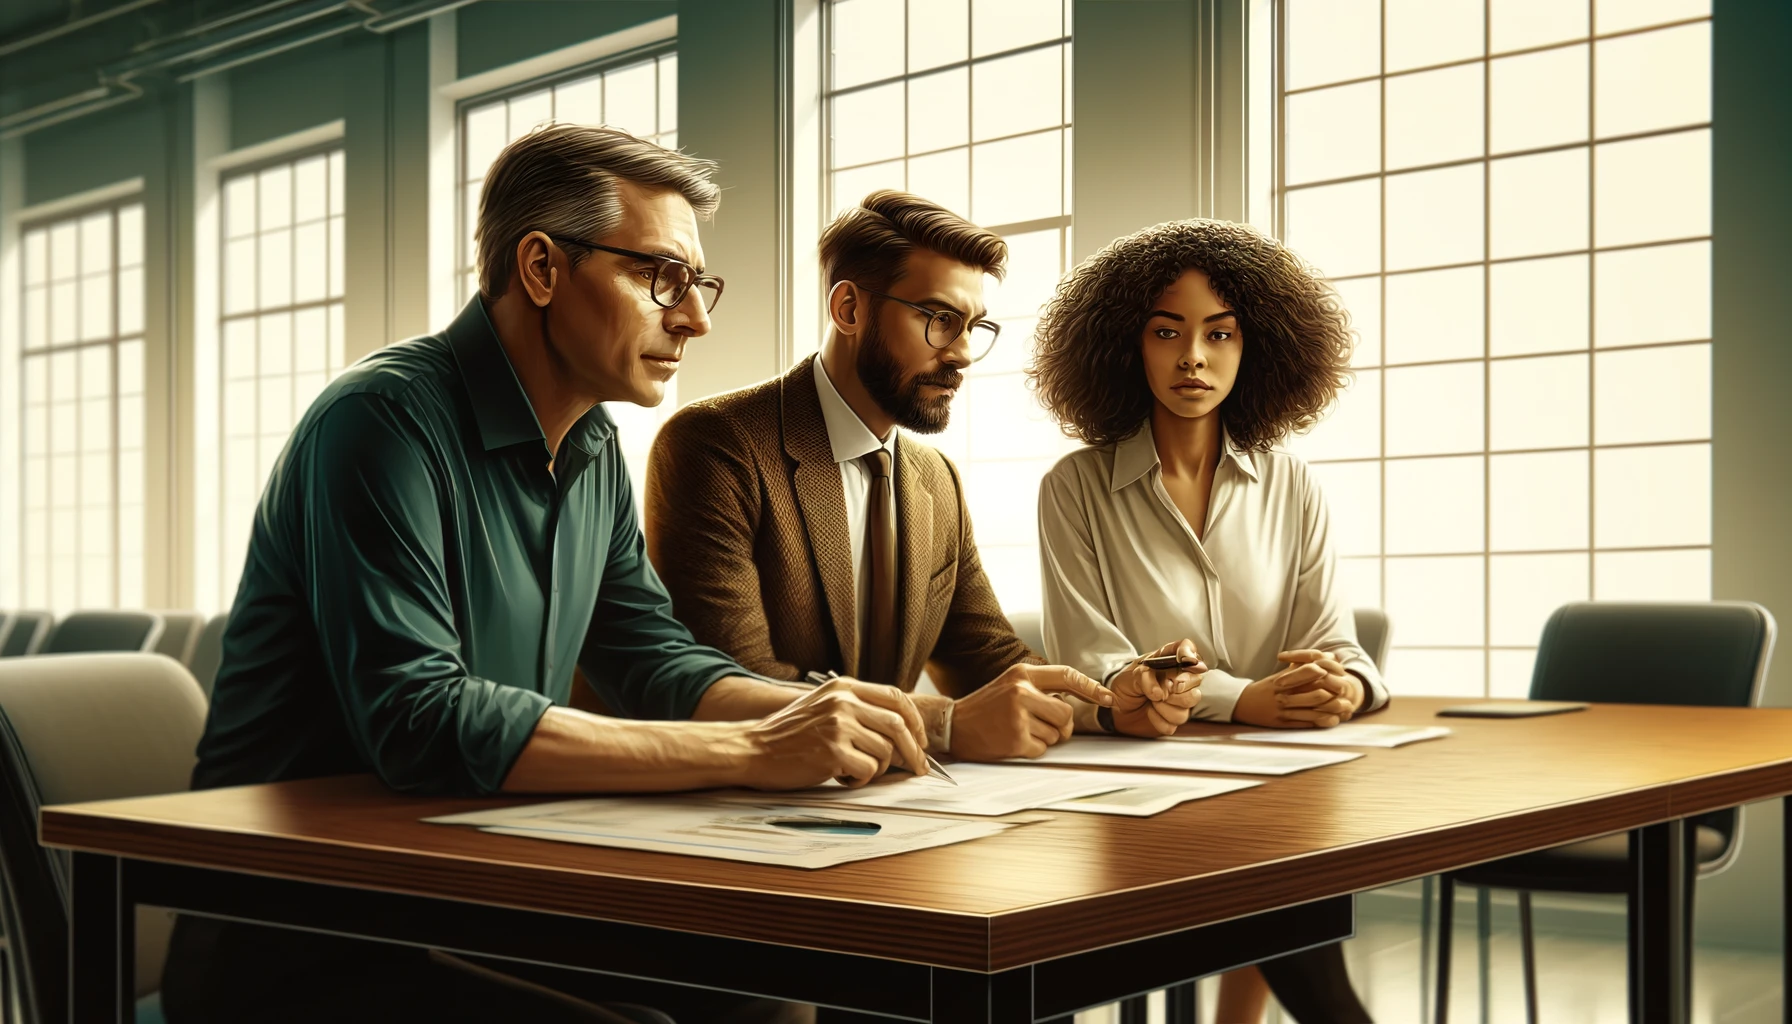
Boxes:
[42,697,1792,1024]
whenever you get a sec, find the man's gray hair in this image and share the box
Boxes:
[475,123,721,300]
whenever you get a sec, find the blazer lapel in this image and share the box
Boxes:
[780,360,860,673]
[893,434,934,689]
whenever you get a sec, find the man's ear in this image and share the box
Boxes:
[827,279,865,337]
[516,231,558,308]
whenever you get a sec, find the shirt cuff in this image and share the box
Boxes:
[1345,660,1390,712]
[1193,669,1249,723]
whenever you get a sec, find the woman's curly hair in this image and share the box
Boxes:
[1027,219,1354,452]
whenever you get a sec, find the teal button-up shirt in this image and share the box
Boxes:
[194,299,748,795]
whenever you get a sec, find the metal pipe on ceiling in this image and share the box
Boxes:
[0,0,165,58]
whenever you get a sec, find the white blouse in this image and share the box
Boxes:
[1037,421,1388,722]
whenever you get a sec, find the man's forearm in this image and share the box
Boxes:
[500,706,755,793]
[690,674,809,721]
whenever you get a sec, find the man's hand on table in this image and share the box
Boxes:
[735,677,929,789]
[1231,650,1365,729]
[1107,640,1205,737]
[947,664,1114,761]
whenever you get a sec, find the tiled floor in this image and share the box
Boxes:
[1075,898,1781,1024]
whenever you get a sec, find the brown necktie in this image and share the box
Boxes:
[860,448,898,684]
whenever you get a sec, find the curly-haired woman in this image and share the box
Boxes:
[1029,218,1383,1023]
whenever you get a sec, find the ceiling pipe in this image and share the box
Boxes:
[0,0,165,58]
[0,81,142,140]
[361,0,475,33]
[174,12,367,82]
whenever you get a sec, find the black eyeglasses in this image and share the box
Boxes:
[855,285,1001,363]
[550,236,725,313]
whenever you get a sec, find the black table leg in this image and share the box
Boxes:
[932,966,1033,1023]
[1164,980,1198,1023]
[1629,820,1687,1024]
[70,852,132,1024]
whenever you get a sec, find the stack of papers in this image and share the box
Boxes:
[427,798,1016,869]
[1012,735,1362,775]
[725,762,1263,817]
[1225,723,1452,748]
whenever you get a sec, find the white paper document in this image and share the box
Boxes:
[426,798,1014,869]
[1226,723,1452,748]
[716,762,1135,817]
[1011,735,1362,775]
[1041,773,1262,817]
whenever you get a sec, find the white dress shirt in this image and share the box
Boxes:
[1037,421,1387,723]
[812,355,899,645]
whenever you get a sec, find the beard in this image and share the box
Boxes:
[856,315,964,434]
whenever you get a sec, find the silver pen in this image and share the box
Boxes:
[804,670,958,786]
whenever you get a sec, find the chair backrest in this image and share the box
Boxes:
[1353,607,1392,670]
[151,610,209,666]
[188,613,230,697]
[40,610,164,655]
[0,610,54,657]
[1010,611,1046,659]
[0,653,208,1021]
[1530,601,1777,875]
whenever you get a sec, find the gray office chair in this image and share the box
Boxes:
[1353,607,1391,669]
[187,613,230,698]
[0,653,209,1024]
[1432,601,1777,1023]
[0,612,53,658]
[1009,610,1046,658]
[40,610,163,655]
[150,611,208,667]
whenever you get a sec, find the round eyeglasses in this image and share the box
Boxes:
[855,284,1001,363]
[550,236,725,313]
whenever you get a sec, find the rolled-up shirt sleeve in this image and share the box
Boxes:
[297,395,553,795]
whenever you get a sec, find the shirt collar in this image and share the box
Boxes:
[811,354,895,464]
[1109,419,1258,493]
[446,296,614,457]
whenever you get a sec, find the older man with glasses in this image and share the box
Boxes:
[644,190,1116,767]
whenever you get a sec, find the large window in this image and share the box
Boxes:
[824,0,1075,615]
[17,201,146,611]
[207,149,348,608]
[459,49,679,499]
[1277,0,1713,696]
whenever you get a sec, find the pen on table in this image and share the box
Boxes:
[803,670,958,786]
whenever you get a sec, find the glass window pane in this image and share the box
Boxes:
[1594,343,1709,444]
[117,205,143,268]
[79,273,112,341]
[117,267,144,337]
[259,375,292,438]
[1386,556,1485,645]
[1491,0,1588,52]
[1491,553,1588,646]
[1490,148,1589,259]
[50,222,77,279]
[1309,460,1382,556]
[972,46,1062,142]
[603,61,658,138]
[329,301,345,369]
[1491,648,1539,698]
[906,148,969,219]
[1331,277,1381,367]
[833,0,906,89]
[118,340,143,396]
[293,155,328,223]
[1596,23,1710,139]
[1284,179,1380,278]
[1490,254,1588,356]
[833,160,906,217]
[1386,0,1484,73]
[1286,0,1379,90]
[1385,266,1483,365]
[1285,81,1380,185]
[50,281,76,344]
[25,285,47,348]
[1593,241,1709,347]
[971,0,1062,58]
[294,222,327,304]
[1388,647,1486,698]
[258,165,292,231]
[1386,456,1483,555]
[985,228,1059,321]
[1386,65,1482,171]
[910,0,969,72]
[833,81,906,168]
[1596,0,1709,35]
[1338,557,1383,612]
[553,75,603,127]
[118,394,143,450]
[909,67,969,153]
[224,175,257,238]
[658,56,678,133]
[1386,361,1484,456]
[25,228,47,284]
[224,237,256,315]
[464,102,507,180]
[1594,129,1710,247]
[1491,450,1589,550]
[1594,443,1709,547]
[259,228,293,308]
[80,212,111,275]
[294,308,328,374]
[971,129,1061,226]
[1490,352,1588,451]
[224,318,257,380]
[966,373,1070,460]
[1286,370,1381,461]
[1490,45,1589,155]
[1386,164,1484,271]
[329,152,345,217]
[1594,548,1710,601]
[329,216,345,299]
[507,89,552,140]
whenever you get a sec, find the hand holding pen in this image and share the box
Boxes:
[804,671,959,786]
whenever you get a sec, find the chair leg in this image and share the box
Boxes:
[1421,876,1435,1024]
[1164,980,1198,1024]
[1119,994,1150,1024]
[1435,875,1455,1024]
[1519,890,1539,1024]
[1476,886,1492,1024]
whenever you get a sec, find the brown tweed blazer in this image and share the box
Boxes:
[644,358,1036,697]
